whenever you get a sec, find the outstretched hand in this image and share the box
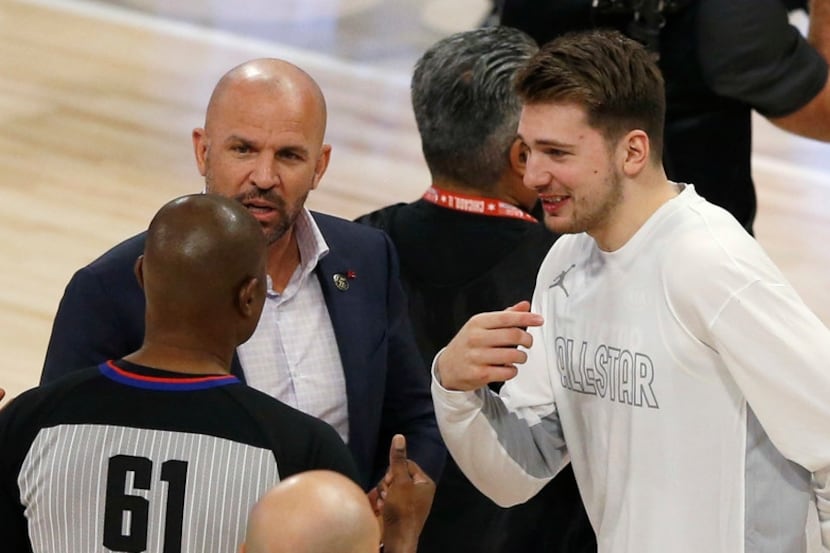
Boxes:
[436,301,543,391]
[376,434,435,553]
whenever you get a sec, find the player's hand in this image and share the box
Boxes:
[376,434,435,553]
[436,301,543,391]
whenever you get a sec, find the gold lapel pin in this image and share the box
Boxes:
[333,273,349,291]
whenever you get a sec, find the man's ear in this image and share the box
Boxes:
[310,144,332,191]
[505,138,539,211]
[133,255,145,291]
[237,276,261,317]
[621,129,650,177]
[192,127,209,178]
[508,138,527,178]
[238,542,246,553]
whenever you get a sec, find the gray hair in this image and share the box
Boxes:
[411,26,538,191]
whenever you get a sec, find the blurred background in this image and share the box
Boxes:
[1,0,828,401]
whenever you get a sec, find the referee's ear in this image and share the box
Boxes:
[238,544,246,553]
[133,255,145,291]
[237,276,263,318]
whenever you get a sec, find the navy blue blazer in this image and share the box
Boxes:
[42,211,445,488]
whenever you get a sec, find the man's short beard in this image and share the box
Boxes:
[235,189,308,246]
[261,200,301,245]
[204,172,311,245]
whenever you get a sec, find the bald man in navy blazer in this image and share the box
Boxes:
[41,58,445,490]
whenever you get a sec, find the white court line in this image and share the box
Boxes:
[14,0,412,88]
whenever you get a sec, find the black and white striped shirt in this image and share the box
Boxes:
[1,360,358,553]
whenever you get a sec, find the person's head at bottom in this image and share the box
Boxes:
[240,470,380,553]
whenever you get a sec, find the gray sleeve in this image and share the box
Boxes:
[431,374,568,507]
[697,0,828,117]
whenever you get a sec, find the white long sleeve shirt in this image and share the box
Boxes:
[433,185,830,552]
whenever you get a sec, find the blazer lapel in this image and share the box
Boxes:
[315,250,366,415]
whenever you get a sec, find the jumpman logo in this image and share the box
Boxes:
[549,264,576,297]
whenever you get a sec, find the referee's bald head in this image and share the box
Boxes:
[138,193,268,348]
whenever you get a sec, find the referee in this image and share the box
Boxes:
[1,194,358,553]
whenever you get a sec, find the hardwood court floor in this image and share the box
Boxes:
[0,0,828,548]
[1,0,828,406]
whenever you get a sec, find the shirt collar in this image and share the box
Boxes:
[265,208,329,296]
[295,208,329,269]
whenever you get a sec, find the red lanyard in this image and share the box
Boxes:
[422,186,537,223]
